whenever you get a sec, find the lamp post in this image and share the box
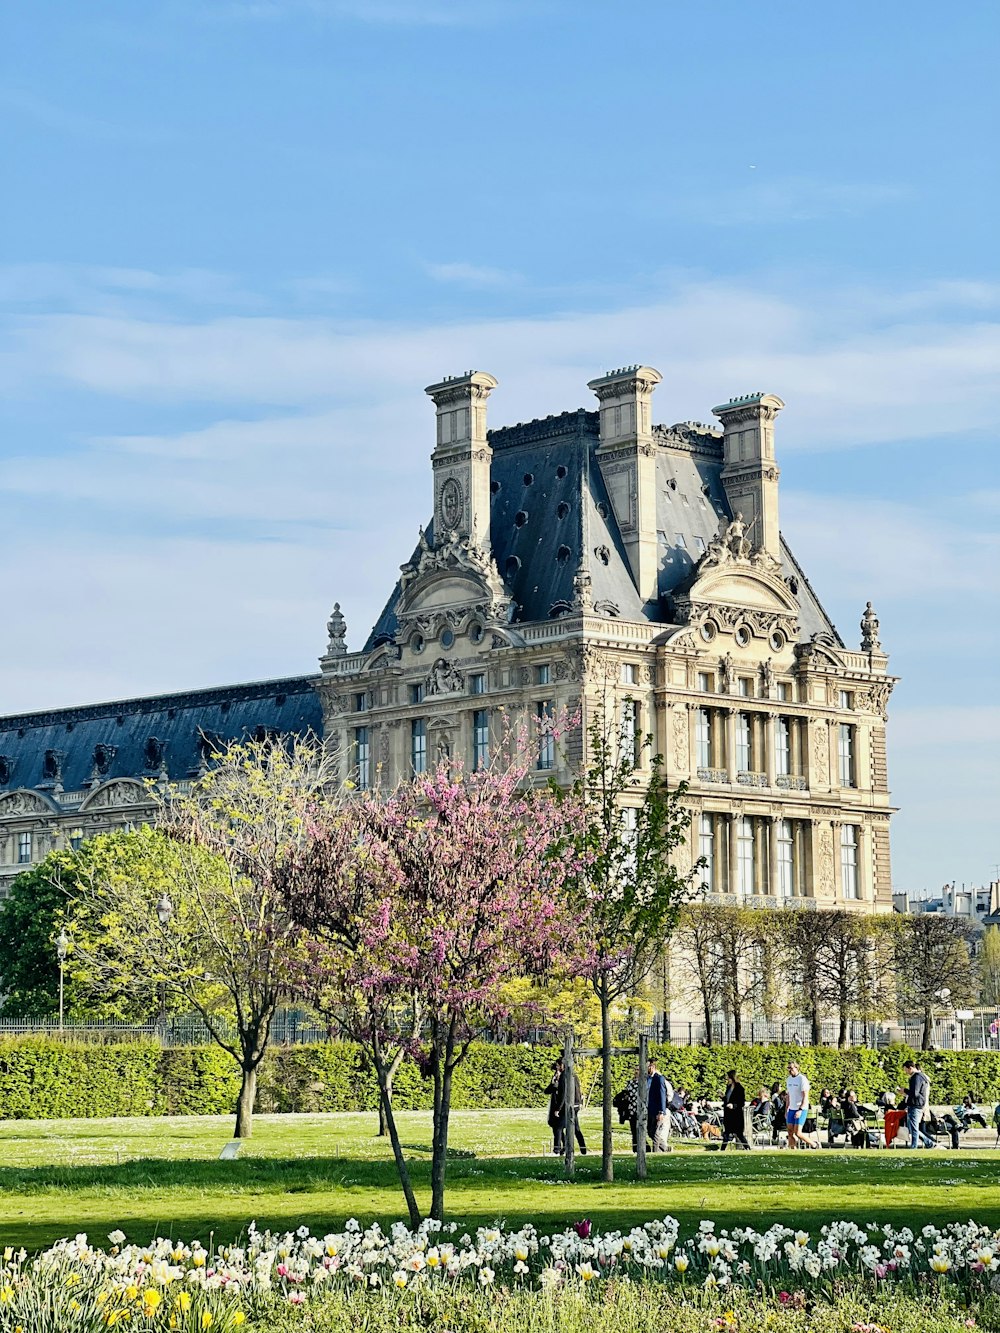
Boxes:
[55,928,69,1033]
[154,894,173,1030]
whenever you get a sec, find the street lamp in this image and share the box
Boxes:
[153,894,173,1030]
[55,928,69,1032]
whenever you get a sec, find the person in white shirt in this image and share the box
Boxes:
[785,1061,812,1149]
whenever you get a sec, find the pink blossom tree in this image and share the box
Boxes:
[283,739,586,1224]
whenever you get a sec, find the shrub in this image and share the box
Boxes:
[0,1036,998,1120]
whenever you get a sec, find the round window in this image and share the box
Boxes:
[769,630,786,652]
[440,629,455,649]
[700,620,717,643]
[735,626,752,647]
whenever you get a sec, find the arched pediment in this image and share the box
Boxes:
[396,528,513,629]
[684,562,799,617]
[0,788,59,816]
[80,779,150,812]
[399,569,491,617]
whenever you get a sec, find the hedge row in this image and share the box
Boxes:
[1,1037,998,1121]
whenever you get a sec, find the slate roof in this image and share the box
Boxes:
[364,409,841,648]
[0,676,322,797]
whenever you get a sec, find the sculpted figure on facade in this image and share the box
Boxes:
[861,601,881,652]
[427,659,463,696]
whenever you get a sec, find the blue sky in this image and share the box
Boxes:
[1,0,997,892]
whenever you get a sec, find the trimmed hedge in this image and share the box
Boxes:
[1,1037,998,1121]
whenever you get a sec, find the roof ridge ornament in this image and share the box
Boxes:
[861,601,882,652]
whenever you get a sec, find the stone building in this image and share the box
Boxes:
[0,364,897,912]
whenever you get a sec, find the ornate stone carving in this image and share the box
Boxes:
[860,601,881,652]
[719,653,736,694]
[854,679,893,721]
[439,476,465,529]
[760,658,775,696]
[86,781,147,810]
[571,567,593,612]
[671,706,688,764]
[810,721,830,787]
[398,526,512,626]
[0,756,12,786]
[325,603,348,657]
[816,823,835,894]
[0,791,50,815]
[426,659,464,696]
[592,599,621,619]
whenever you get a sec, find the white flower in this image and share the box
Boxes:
[107,1231,126,1247]
[479,1266,495,1286]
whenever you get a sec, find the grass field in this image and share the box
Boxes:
[1,1109,999,1252]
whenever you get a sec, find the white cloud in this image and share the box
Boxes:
[4,276,998,451]
[424,261,522,288]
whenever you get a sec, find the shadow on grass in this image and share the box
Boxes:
[1,1151,999,1254]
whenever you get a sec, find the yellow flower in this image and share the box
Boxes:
[125,1284,140,1301]
[0,1285,13,1303]
[143,1290,162,1312]
[232,1316,245,1328]
[930,1254,951,1273]
[201,1313,214,1329]
[104,1311,131,1327]
[675,1254,690,1273]
[176,1291,192,1313]
[192,1253,206,1268]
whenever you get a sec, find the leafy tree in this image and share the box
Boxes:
[894,913,978,1049]
[0,858,77,1018]
[71,737,331,1138]
[980,926,1000,1007]
[0,834,198,1021]
[284,740,584,1225]
[558,704,701,1183]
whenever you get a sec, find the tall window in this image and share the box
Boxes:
[777,819,795,896]
[70,827,84,852]
[778,681,792,702]
[410,719,427,775]
[353,727,370,790]
[697,672,714,693]
[699,814,715,889]
[774,717,791,776]
[736,817,756,895]
[838,724,856,787]
[410,683,424,705]
[619,698,640,765]
[17,831,31,864]
[469,673,485,696]
[536,700,554,771]
[536,663,551,686]
[841,824,859,899]
[622,662,639,685]
[696,708,712,768]
[473,709,490,771]
[838,689,853,710]
[736,713,752,771]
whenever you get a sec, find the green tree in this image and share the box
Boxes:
[558,700,702,1183]
[0,834,193,1021]
[71,737,332,1138]
[0,857,76,1018]
[980,926,1000,1006]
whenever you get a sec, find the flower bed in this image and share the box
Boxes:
[2,1216,999,1331]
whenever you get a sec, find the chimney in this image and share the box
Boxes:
[425,371,498,549]
[712,392,785,557]
[587,364,662,602]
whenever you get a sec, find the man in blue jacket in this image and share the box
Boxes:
[647,1057,673,1152]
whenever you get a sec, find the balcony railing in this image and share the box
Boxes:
[736,770,768,787]
[696,767,728,784]
[776,774,808,791]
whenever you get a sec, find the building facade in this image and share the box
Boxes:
[0,364,897,911]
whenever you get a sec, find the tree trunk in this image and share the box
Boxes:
[838,1006,849,1049]
[377,1088,389,1138]
[600,990,614,1184]
[430,1025,457,1221]
[701,984,714,1047]
[374,1039,421,1229]
[235,1064,256,1139]
[810,992,821,1047]
[922,1005,933,1051]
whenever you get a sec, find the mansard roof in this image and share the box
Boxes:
[364,408,840,649]
[0,675,322,797]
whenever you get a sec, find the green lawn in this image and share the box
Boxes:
[0,1109,998,1252]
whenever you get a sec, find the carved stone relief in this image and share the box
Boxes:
[810,721,830,787]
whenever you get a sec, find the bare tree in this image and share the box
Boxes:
[779,910,829,1045]
[672,904,724,1044]
[894,914,978,1049]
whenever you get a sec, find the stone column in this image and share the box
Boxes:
[768,815,780,897]
[724,708,737,783]
[764,712,777,785]
[727,811,740,897]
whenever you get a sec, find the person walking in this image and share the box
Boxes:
[720,1069,750,1150]
[903,1058,935,1149]
[785,1061,813,1149]
[647,1057,673,1152]
[769,1081,786,1145]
